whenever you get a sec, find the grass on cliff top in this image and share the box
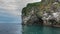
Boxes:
[22,0,60,16]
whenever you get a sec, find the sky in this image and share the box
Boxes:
[0,0,41,23]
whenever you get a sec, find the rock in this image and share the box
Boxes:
[22,0,60,25]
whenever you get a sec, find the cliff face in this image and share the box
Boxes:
[22,0,60,25]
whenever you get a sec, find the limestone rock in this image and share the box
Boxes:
[22,0,60,25]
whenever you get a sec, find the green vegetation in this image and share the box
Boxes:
[22,0,60,27]
[22,0,60,16]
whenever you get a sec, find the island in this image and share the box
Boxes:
[22,0,60,27]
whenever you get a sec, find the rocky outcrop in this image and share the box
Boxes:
[22,0,60,25]
[22,6,43,25]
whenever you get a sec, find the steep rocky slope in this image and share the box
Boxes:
[22,0,60,25]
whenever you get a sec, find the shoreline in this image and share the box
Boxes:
[43,23,60,27]
[22,23,60,28]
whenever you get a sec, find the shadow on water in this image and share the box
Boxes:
[22,25,60,34]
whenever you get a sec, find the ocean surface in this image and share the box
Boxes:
[0,23,60,34]
[0,23,22,34]
[23,25,60,34]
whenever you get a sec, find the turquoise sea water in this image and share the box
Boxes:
[0,23,60,34]
[23,25,60,34]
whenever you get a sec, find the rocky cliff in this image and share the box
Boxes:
[22,0,60,25]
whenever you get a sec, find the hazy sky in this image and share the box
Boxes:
[0,0,41,23]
